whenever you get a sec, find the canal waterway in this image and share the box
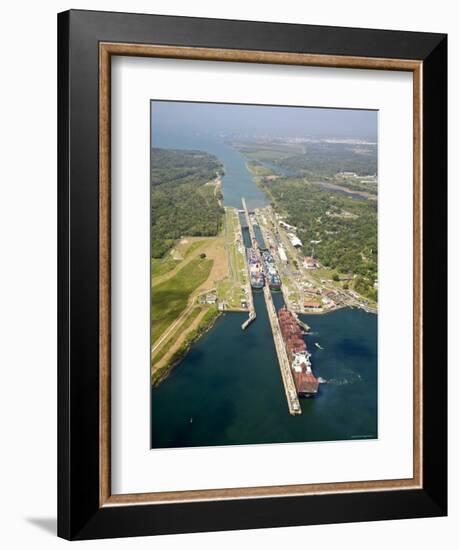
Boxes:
[151,128,377,448]
[152,129,269,209]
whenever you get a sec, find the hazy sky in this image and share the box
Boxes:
[151,100,377,140]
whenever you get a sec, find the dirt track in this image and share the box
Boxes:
[151,232,229,373]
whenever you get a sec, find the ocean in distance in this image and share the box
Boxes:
[151,127,378,449]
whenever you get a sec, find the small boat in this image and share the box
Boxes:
[190,418,193,424]
[315,342,324,350]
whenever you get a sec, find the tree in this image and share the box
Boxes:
[150,148,223,258]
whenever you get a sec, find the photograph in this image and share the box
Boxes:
[150,100,378,449]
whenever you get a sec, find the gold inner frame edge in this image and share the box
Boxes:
[99,42,423,507]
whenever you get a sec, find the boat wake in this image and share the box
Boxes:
[327,371,362,386]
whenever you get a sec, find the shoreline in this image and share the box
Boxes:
[247,167,377,312]
[299,304,378,317]
[152,150,377,391]
[152,308,223,388]
[152,304,377,388]
[151,203,248,388]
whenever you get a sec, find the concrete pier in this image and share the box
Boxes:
[294,314,311,333]
[263,285,302,415]
[241,311,256,330]
[240,198,256,330]
[242,197,258,250]
[242,198,301,415]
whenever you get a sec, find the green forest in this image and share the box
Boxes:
[151,148,224,258]
[252,166,378,301]
[273,142,377,178]
[234,139,377,179]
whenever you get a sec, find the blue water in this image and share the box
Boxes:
[255,159,369,201]
[314,182,369,201]
[151,306,377,448]
[151,126,377,448]
[152,130,269,210]
[252,223,266,250]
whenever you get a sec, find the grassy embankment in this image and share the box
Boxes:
[152,256,213,342]
[151,212,250,384]
[151,239,207,279]
[153,305,220,386]
[151,234,230,385]
[151,251,213,386]
[216,207,247,310]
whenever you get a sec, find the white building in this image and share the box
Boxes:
[279,220,297,231]
[287,233,303,248]
[278,247,288,263]
[204,293,217,304]
[304,256,319,269]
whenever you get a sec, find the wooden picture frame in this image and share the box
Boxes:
[58,9,447,540]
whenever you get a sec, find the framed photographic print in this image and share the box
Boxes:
[58,10,447,540]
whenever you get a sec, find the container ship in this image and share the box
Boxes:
[247,248,265,290]
[278,306,319,397]
[262,251,282,290]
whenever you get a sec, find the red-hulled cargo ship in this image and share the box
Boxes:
[278,306,319,397]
